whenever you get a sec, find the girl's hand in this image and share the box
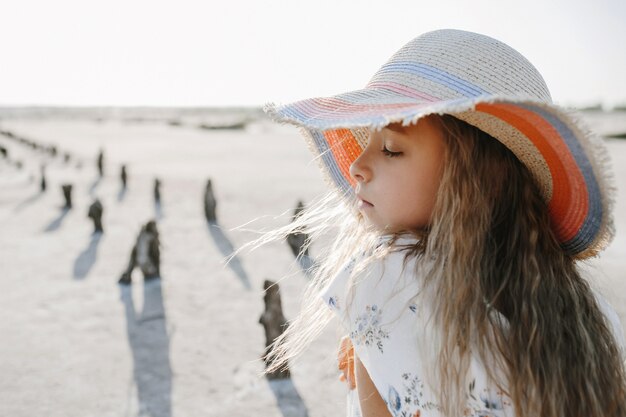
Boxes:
[338,336,356,390]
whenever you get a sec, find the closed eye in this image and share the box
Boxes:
[382,145,402,157]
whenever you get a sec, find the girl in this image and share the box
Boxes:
[261,29,626,417]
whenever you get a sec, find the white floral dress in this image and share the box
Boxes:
[320,236,626,417]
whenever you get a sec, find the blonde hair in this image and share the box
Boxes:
[254,115,626,417]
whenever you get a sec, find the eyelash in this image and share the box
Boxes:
[382,145,402,157]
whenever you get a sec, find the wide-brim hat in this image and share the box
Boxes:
[266,29,614,259]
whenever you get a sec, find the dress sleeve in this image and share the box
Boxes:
[322,249,515,417]
[319,257,356,331]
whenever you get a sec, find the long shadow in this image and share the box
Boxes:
[119,278,172,417]
[295,254,319,279]
[154,201,164,221]
[13,191,44,213]
[43,207,70,232]
[206,221,251,290]
[73,233,103,279]
[267,378,310,417]
[88,177,102,197]
[117,186,128,202]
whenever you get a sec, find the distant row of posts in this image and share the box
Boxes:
[2,127,312,382]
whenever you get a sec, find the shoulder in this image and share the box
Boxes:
[362,234,424,288]
[319,241,424,329]
[352,245,423,310]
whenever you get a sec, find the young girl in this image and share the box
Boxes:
[262,29,626,417]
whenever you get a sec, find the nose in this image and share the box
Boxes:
[349,152,371,183]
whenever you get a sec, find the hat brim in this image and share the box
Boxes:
[266,88,614,259]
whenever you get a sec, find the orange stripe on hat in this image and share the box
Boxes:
[476,103,588,242]
[323,129,362,188]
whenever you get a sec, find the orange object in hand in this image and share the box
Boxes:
[338,336,356,390]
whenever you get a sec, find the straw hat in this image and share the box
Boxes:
[266,29,614,259]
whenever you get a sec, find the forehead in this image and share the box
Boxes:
[378,117,440,138]
[384,122,406,134]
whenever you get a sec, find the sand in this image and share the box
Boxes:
[0,112,624,417]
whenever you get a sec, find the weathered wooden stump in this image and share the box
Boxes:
[97,149,104,177]
[154,178,161,203]
[0,145,7,158]
[119,220,161,284]
[203,179,217,223]
[40,166,46,192]
[61,184,73,209]
[121,165,128,188]
[259,279,290,379]
[286,200,310,258]
[87,199,104,233]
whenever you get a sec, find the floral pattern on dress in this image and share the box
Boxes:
[327,295,340,310]
[350,304,390,353]
[345,257,357,273]
[385,373,441,417]
[319,242,560,417]
[463,379,511,417]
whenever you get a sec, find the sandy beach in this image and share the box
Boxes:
[0,109,625,417]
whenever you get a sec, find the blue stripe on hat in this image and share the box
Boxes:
[374,62,487,98]
[518,103,602,254]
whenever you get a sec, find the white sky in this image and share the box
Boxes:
[1,0,625,108]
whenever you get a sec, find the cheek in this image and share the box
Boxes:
[400,165,442,220]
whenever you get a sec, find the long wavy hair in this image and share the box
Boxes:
[253,115,626,417]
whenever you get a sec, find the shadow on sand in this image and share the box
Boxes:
[117,186,128,202]
[267,379,310,417]
[295,254,319,279]
[88,177,102,197]
[43,207,70,232]
[13,191,44,213]
[120,278,172,417]
[154,201,164,221]
[206,221,251,290]
[73,233,103,279]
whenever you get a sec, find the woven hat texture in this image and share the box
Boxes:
[266,29,614,259]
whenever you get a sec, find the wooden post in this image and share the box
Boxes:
[203,179,217,223]
[97,149,104,177]
[40,165,46,192]
[136,220,160,280]
[119,220,160,284]
[118,246,137,285]
[286,200,310,258]
[87,199,104,233]
[120,165,128,188]
[61,184,72,209]
[154,178,161,203]
[259,279,290,379]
